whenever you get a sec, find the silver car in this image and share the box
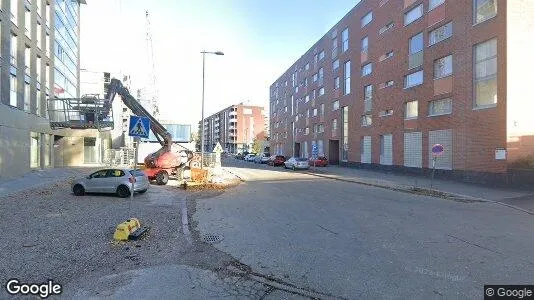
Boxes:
[284,157,310,170]
[72,168,150,198]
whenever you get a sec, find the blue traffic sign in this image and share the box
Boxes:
[129,116,150,138]
[312,144,318,153]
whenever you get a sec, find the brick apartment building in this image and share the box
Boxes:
[200,104,267,153]
[270,0,534,183]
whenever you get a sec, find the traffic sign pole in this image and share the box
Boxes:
[430,144,443,188]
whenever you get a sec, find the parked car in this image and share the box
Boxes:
[253,155,262,163]
[284,157,310,170]
[244,153,257,162]
[71,168,149,198]
[268,155,286,166]
[235,153,244,160]
[255,152,271,164]
[309,156,328,167]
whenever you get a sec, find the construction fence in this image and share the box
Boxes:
[104,148,217,169]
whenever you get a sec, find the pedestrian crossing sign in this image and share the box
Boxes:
[129,116,150,138]
[213,142,224,153]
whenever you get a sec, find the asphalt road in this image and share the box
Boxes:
[193,158,534,299]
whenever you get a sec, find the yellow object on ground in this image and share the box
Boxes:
[113,218,141,241]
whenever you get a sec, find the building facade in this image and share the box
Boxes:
[0,0,92,179]
[270,0,534,183]
[200,104,266,154]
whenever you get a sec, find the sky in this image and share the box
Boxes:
[80,0,359,127]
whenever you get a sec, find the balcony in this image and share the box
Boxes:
[229,125,236,130]
[229,111,237,117]
[228,132,236,137]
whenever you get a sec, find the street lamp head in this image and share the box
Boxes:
[214,51,225,56]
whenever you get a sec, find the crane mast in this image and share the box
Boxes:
[145,10,159,119]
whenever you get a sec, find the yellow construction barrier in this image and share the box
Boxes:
[113,218,141,241]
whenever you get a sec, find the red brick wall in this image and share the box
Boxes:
[270,0,508,173]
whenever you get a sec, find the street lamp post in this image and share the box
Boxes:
[200,50,224,169]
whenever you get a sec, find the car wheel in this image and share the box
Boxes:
[73,184,85,196]
[156,171,169,185]
[117,185,131,198]
[138,189,147,194]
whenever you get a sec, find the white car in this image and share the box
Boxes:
[244,154,257,162]
[71,168,149,198]
[284,157,310,170]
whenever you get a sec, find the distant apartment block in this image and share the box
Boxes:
[200,104,266,153]
[270,0,534,184]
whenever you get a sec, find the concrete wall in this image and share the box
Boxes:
[0,104,54,178]
[506,0,534,162]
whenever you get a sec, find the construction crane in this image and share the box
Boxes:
[145,10,159,119]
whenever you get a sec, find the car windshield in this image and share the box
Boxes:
[263,153,270,157]
[296,158,308,162]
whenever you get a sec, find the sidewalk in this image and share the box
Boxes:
[0,167,101,198]
[305,165,534,213]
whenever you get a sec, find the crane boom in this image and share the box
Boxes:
[105,78,170,149]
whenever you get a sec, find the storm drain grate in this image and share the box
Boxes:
[202,234,223,244]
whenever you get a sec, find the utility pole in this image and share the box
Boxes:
[145,10,159,119]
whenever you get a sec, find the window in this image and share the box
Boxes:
[332,119,337,133]
[361,63,372,77]
[434,55,453,79]
[36,0,42,15]
[409,32,424,55]
[30,133,40,168]
[45,3,50,26]
[380,51,394,62]
[332,37,338,58]
[361,114,372,126]
[361,11,373,28]
[24,82,30,111]
[379,22,394,35]
[320,103,324,116]
[318,124,325,133]
[305,95,309,102]
[45,33,50,57]
[284,106,287,112]
[342,106,349,161]
[25,8,31,38]
[305,127,309,135]
[385,80,394,87]
[361,36,368,53]
[333,59,339,70]
[10,74,17,107]
[318,67,324,80]
[405,100,418,119]
[333,100,339,111]
[474,0,497,24]
[10,0,17,23]
[429,22,452,46]
[334,77,340,89]
[379,109,394,117]
[364,85,373,101]
[344,61,351,95]
[319,50,325,61]
[474,38,497,107]
[319,87,325,96]
[405,70,424,88]
[313,108,318,116]
[11,34,17,66]
[313,73,318,82]
[304,78,308,87]
[341,28,349,52]
[24,45,30,74]
[429,98,452,116]
[36,22,41,48]
[405,4,423,26]
[306,109,310,118]
[305,63,310,70]
[314,53,318,64]
[430,0,445,10]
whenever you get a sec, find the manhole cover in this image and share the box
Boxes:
[202,234,223,244]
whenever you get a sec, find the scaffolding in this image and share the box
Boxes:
[47,95,114,131]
